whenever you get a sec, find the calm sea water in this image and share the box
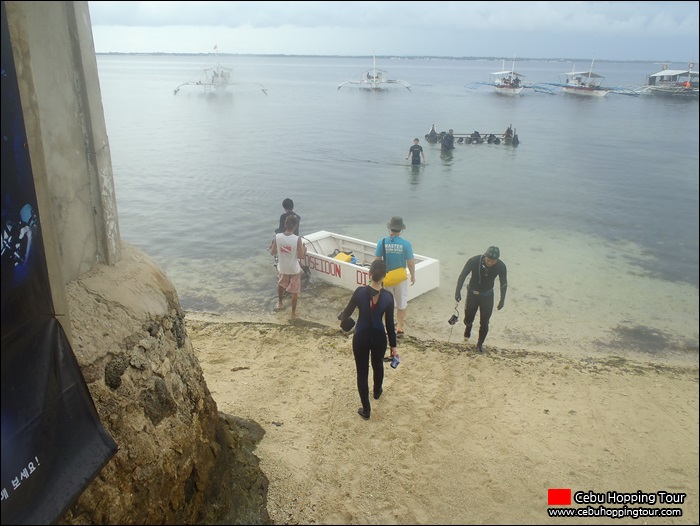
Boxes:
[95,54,699,363]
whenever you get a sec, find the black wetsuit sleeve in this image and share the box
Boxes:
[275,213,286,234]
[455,258,474,296]
[339,287,361,321]
[498,262,508,306]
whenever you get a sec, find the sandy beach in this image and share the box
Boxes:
[186,315,699,525]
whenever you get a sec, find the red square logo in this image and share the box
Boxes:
[548,488,572,506]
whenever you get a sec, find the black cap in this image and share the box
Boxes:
[485,246,500,259]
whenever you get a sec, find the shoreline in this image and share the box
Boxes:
[184,301,700,369]
[164,219,699,373]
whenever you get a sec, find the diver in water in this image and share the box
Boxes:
[406,138,425,165]
[427,124,438,143]
[441,129,455,151]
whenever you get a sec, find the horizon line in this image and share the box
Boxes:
[94,52,689,64]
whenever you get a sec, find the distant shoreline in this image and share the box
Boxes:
[93,52,667,64]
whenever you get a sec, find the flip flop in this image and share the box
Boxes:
[397,330,404,338]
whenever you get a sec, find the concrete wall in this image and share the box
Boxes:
[5,0,121,334]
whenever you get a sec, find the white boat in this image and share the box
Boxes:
[302,231,439,302]
[466,57,557,96]
[173,47,268,96]
[560,61,610,97]
[539,60,640,97]
[337,54,411,91]
[490,68,525,96]
[644,62,699,98]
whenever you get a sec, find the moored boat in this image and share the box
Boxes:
[490,61,525,96]
[540,60,640,97]
[560,61,610,97]
[337,54,411,91]
[464,57,552,95]
[302,231,439,302]
[173,46,268,96]
[644,62,699,98]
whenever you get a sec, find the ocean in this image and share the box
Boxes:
[95,54,699,364]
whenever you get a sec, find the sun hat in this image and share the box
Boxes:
[485,246,500,260]
[387,216,406,231]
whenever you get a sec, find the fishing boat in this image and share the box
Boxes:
[560,61,610,97]
[540,60,640,97]
[466,57,554,95]
[337,54,412,91]
[490,64,526,96]
[301,231,439,302]
[644,62,699,98]
[173,47,268,96]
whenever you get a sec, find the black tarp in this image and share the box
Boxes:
[1,318,118,525]
[1,2,117,523]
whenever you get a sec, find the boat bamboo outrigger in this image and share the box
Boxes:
[337,54,411,91]
[173,46,268,96]
[490,58,526,96]
[465,56,555,95]
[560,61,610,97]
[540,60,640,97]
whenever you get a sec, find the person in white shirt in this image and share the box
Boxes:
[270,215,306,319]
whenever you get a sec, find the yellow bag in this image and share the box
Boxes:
[384,267,408,287]
[333,252,353,262]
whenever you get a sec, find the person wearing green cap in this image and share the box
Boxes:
[454,246,508,353]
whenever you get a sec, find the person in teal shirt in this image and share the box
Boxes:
[375,216,415,336]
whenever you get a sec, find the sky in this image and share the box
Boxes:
[87,1,699,63]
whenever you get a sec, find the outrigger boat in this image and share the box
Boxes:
[560,62,610,97]
[302,231,439,302]
[466,57,554,95]
[643,62,699,98]
[490,61,526,96]
[337,54,411,91]
[541,60,639,97]
[173,47,268,96]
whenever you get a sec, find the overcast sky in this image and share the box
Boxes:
[88,1,699,63]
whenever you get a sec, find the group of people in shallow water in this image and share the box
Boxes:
[271,200,508,421]
[421,124,517,153]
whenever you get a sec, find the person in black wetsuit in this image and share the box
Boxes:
[427,124,438,143]
[454,246,507,353]
[271,198,302,271]
[275,197,300,235]
[338,259,398,420]
[441,129,455,151]
[405,138,425,165]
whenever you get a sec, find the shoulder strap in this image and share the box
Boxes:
[382,238,386,261]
